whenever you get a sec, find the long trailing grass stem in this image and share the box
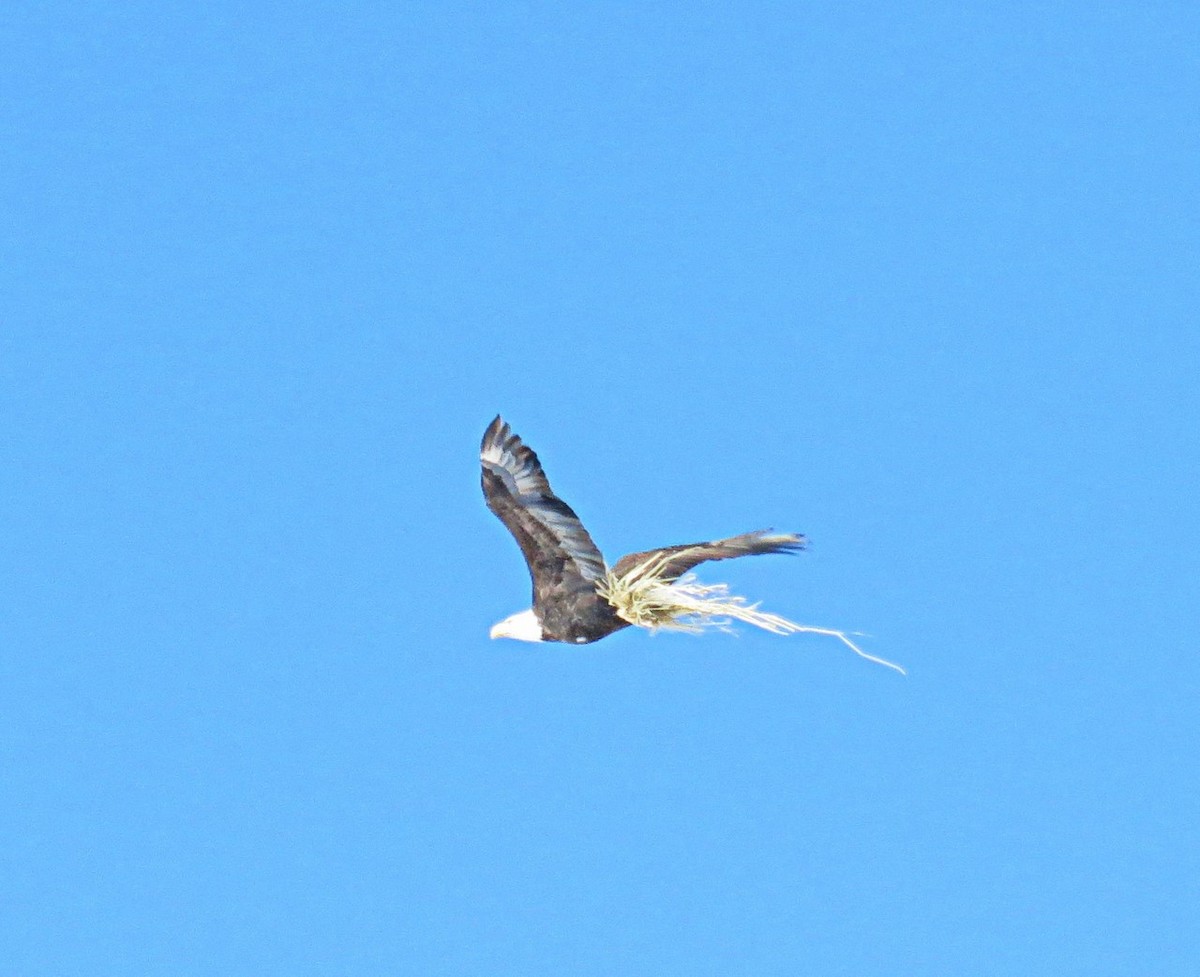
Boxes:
[597,555,906,675]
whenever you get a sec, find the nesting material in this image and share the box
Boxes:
[598,554,906,675]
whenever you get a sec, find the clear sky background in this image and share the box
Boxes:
[3,3,1198,975]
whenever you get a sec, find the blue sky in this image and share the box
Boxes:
[3,2,1198,974]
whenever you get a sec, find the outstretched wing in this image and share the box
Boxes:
[611,530,805,582]
[480,417,607,607]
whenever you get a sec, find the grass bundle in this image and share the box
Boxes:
[598,554,906,674]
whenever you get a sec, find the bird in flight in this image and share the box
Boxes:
[480,416,903,674]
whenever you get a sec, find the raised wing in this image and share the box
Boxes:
[611,530,805,582]
[480,417,607,606]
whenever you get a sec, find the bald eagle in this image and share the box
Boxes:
[481,415,812,645]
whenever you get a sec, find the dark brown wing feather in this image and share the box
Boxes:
[611,530,805,582]
[480,417,608,612]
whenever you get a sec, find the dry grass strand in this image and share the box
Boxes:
[597,554,906,675]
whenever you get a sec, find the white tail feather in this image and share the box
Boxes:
[597,555,906,675]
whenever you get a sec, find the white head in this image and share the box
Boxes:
[489,608,545,642]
